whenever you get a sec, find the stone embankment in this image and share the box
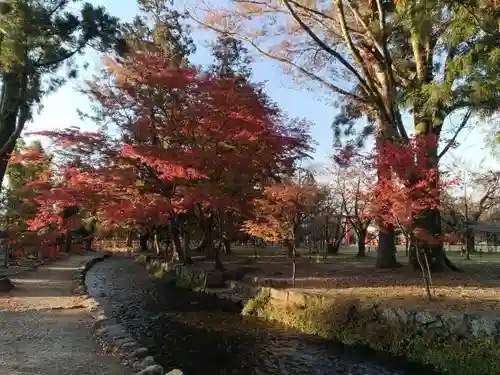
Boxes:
[76,253,182,375]
[138,256,500,375]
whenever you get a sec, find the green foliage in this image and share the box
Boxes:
[1,139,50,233]
[135,253,149,265]
[209,35,253,81]
[332,0,499,146]
[0,0,123,187]
[241,288,270,316]
[122,0,195,66]
[0,0,122,112]
[6,139,49,189]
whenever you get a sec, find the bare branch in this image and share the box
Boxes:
[438,109,472,160]
[190,15,368,103]
[281,0,371,93]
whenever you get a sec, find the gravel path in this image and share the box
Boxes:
[0,254,131,375]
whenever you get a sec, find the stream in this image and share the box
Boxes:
[85,256,436,375]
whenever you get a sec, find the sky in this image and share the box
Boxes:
[27,0,498,179]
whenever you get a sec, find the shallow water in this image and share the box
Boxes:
[86,256,435,375]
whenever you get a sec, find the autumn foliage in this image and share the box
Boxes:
[14,51,311,254]
[243,182,323,246]
[368,135,455,244]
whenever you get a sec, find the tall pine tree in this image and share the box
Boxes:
[123,0,195,66]
[209,35,252,80]
[0,0,122,188]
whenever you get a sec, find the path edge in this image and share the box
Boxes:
[73,253,166,375]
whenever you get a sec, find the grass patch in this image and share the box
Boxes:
[244,292,500,375]
[193,245,500,313]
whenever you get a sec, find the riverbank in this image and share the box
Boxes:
[90,255,433,375]
[138,253,500,375]
[0,253,132,375]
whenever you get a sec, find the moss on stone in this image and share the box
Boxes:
[135,254,148,265]
[245,293,500,375]
[241,288,270,316]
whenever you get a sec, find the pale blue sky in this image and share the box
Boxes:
[27,0,495,174]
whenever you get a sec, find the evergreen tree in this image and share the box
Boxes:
[123,0,195,66]
[1,139,51,235]
[0,0,122,188]
[209,35,252,80]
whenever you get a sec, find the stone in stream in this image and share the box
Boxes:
[166,370,183,375]
[133,356,156,371]
[0,277,14,292]
[135,364,165,375]
[129,347,149,359]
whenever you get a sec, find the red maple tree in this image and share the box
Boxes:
[243,180,323,283]
[21,51,312,267]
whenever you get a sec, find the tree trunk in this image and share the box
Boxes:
[170,221,186,262]
[213,242,225,271]
[465,228,475,260]
[154,231,162,257]
[410,209,445,272]
[3,241,9,267]
[84,234,94,252]
[284,239,296,286]
[84,220,96,252]
[204,217,215,260]
[64,230,72,253]
[0,72,26,190]
[357,229,366,257]
[404,233,410,256]
[376,223,401,268]
[222,237,232,255]
[139,232,149,252]
[327,221,343,254]
[183,224,193,264]
[324,215,329,252]
[126,230,133,247]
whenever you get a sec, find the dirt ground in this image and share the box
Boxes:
[0,254,131,375]
[194,246,500,313]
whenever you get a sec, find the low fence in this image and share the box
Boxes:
[10,242,82,260]
[92,240,138,250]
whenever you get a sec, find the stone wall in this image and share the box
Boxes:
[244,287,500,375]
[259,287,500,340]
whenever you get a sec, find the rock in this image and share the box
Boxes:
[136,365,164,375]
[119,342,138,353]
[469,314,499,338]
[95,327,108,337]
[93,315,110,329]
[379,307,400,325]
[114,337,134,348]
[205,271,224,287]
[134,355,156,371]
[0,277,14,292]
[223,267,254,281]
[269,288,288,302]
[166,370,183,375]
[415,311,439,326]
[105,324,129,339]
[129,347,149,359]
